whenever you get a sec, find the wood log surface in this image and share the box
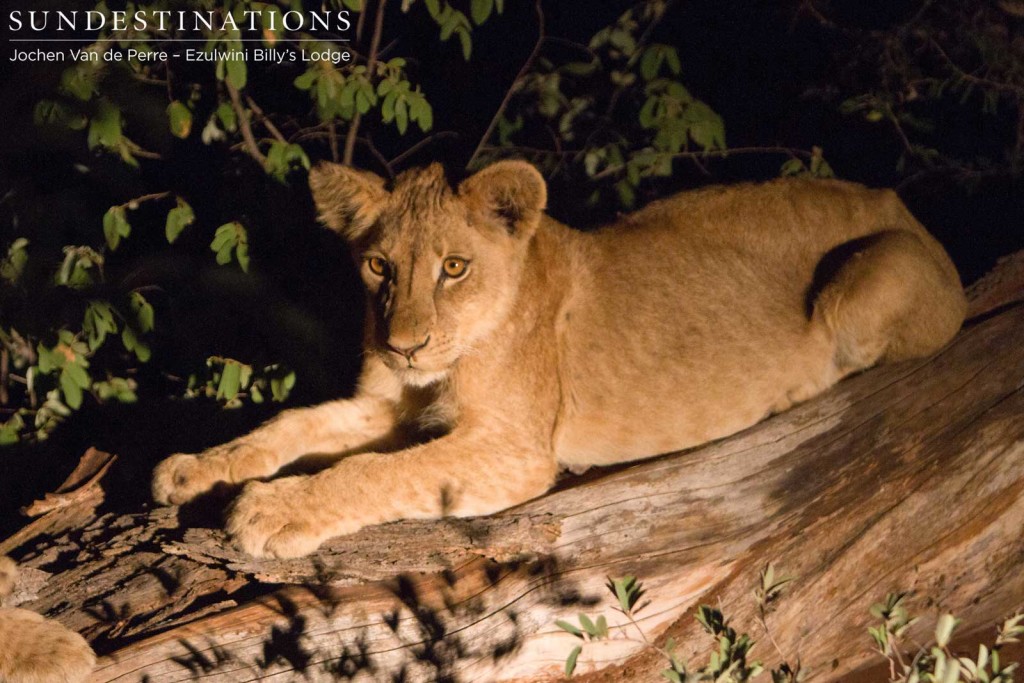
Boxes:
[2,252,1023,683]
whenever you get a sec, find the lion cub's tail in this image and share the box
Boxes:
[0,557,96,683]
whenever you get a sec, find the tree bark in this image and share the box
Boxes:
[3,253,1024,683]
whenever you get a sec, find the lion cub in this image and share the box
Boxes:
[153,161,965,558]
[0,556,96,683]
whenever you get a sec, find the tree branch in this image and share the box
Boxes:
[244,95,287,144]
[388,130,460,169]
[466,0,545,170]
[227,82,267,168]
[343,0,387,166]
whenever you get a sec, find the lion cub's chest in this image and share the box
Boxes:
[396,382,459,441]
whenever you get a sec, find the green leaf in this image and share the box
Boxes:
[88,99,123,151]
[395,98,409,134]
[130,292,155,333]
[641,47,663,81]
[167,100,193,139]
[236,241,250,272]
[471,0,492,25]
[1,237,29,283]
[615,178,635,207]
[211,222,249,271]
[578,614,597,637]
[565,644,582,678]
[215,102,238,132]
[269,369,296,401]
[217,361,242,400]
[215,244,233,265]
[355,88,371,114]
[34,99,88,130]
[121,326,151,362]
[935,614,960,648]
[456,26,471,60]
[102,205,131,250]
[661,670,683,683]
[294,69,317,91]
[166,199,195,243]
[664,46,681,74]
[210,223,237,252]
[225,58,247,90]
[83,300,117,351]
[60,62,99,101]
[780,158,806,177]
[37,345,58,374]
[556,620,583,638]
[382,91,397,122]
[64,361,91,389]
[93,377,138,403]
[0,413,25,446]
[60,369,84,409]
[416,99,434,131]
[684,101,726,151]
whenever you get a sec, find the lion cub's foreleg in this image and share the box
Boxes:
[152,395,398,505]
[224,429,558,558]
[812,229,966,376]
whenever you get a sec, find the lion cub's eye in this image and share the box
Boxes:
[442,257,469,279]
[366,256,389,277]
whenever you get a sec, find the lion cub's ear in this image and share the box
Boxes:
[308,162,389,241]
[459,160,547,239]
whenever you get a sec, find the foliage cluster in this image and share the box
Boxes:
[799,0,1024,187]
[557,568,1023,682]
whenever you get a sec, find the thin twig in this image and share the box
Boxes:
[466,0,545,170]
[328,121,339,162]
[605,0,679,119]
[388,131,460,169]
[356,2,368,45]
[358,135,394,179]
[227,81,267,167]
[124,191,171,208]
[927,37,1024,96]
[1,348,9,405]
[343,0,387,165]
[587,145,818,180]
[244,95,287,143]
[123,139,162,160]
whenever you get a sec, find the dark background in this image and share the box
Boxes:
[0,0,1022,532]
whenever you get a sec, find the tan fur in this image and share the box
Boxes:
[152,161,966,558]
[0,557,96,683]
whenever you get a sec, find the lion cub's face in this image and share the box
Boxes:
[309,161,547,384]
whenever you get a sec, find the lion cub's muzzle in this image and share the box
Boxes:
[384,333,431,368]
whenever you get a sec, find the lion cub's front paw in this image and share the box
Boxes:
[226,477,359,559]
[152,453,224,506]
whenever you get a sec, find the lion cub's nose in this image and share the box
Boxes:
[386,334,431,360]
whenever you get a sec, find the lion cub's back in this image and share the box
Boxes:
[553,178,929,467]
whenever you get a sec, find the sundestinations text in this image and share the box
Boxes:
[8,10,352,33]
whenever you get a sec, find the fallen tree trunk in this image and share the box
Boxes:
[3,253,1024,683]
